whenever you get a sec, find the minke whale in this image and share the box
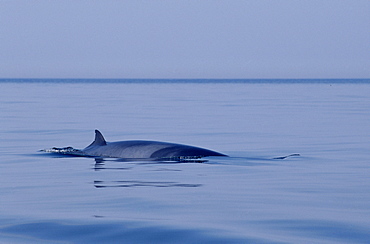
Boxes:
[43,130,227,160]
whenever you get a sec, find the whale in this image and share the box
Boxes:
[43,130,227,160]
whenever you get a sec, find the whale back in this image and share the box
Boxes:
[82,129,227,159]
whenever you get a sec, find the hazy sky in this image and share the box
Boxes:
[1,1,369,79]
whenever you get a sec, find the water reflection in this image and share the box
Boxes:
[93,157,206,171]
[94,180,202,188]
[93,162,132,171]
[93,158,202,188]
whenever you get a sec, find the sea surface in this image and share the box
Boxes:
[0,79,369,243]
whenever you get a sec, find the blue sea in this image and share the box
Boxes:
[0,79,369,243]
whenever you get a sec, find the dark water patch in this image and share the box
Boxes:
[94,180,202,188]
[0,220,269,244]
[256,219,370,243]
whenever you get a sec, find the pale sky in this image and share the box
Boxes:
[0,0,369,79]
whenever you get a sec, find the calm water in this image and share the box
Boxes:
[0,80,369,243]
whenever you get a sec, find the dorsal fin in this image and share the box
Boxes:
[86,129,107,148]
[94,130,107,145]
